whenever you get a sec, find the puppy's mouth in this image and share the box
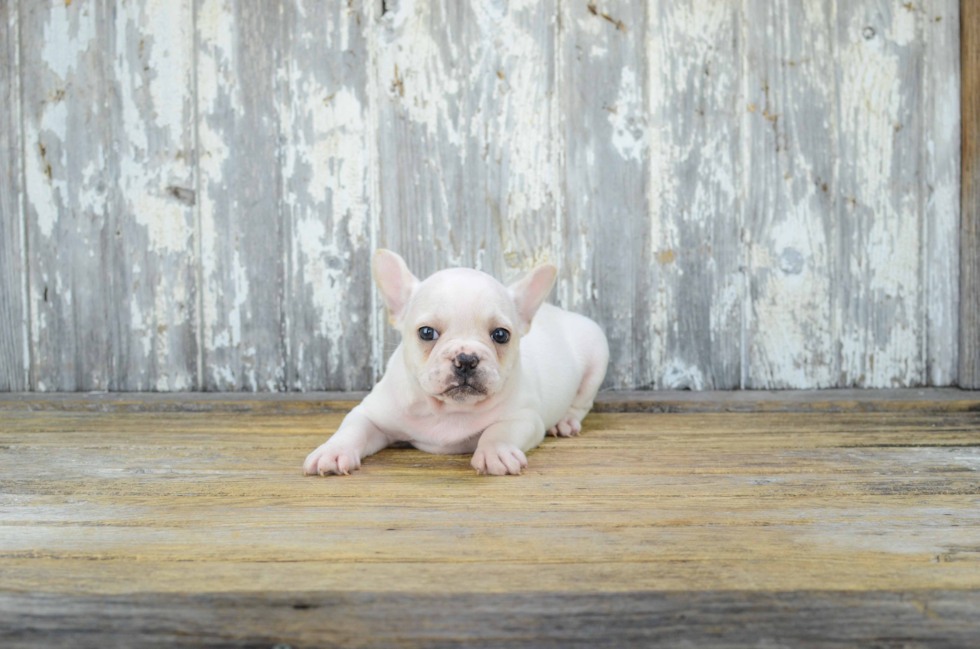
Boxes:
[441,381,486,401]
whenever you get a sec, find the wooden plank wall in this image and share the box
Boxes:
[962,0,980,389]
[0,0,963,392]
[0,1,29,391]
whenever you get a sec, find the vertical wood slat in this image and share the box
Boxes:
[836,2,926,387]
[374,0,560,374]
[924,0,960,386]
[743,0,838,389]
[21,0,115,391]
[279,0,375,391]
[643,1,742,390]
[746,0,960,390]
[0,0,29,391]
[196,1,285,391]
[109,0,199,390]
[962,0,980,388]
[560,0,647,390]
[19,0,198,392]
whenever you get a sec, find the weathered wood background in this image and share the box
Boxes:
[0,0,962,392]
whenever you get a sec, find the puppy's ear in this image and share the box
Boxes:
[373,249,419,325]
[509,263,558,333]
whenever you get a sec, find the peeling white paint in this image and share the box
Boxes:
[28,2,89,241]
[645,2,741,389]
[41,3,91,81]
[379,0,462,147]
[481,0,556,266]
[608,67,646,162]
[8,1,31,389]
[25,130,67,240]
[306,88,368,240]
[294,218,347,353]
[278,0,376,390]
[197,0,243,388]
[130,293,152,357]
[116,0,194,254]
[923,0,961,386]
[107,0,198,390]
[5,0,963,392]
[838,5,922,386]
[661,359,705,390]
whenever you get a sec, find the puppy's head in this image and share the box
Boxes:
[373,250,557,405]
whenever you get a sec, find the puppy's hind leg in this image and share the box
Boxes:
[547,335,609,438]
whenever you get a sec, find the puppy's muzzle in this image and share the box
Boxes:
[454,353,480,378]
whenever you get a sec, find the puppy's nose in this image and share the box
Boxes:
[454,353,480,376]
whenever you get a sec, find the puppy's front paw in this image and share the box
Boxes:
[471,444,528,476]
[303,444,361,476]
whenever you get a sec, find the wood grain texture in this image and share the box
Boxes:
[560,0,647,390]
[837,2,929,387]
[743,0,838,389]
[20,0,117,391]
[644,1,742,390]
[108,0,199,390]
[0,0,968,392]
[279,0,375,391]
[3,387,980,413]
[0,0,29,391]
[2,590,979,648]
[747,0,960,390]
[962,0,980,388]
[0,402,979,645]
[18,0,199,391]
[924,0,961,386]
[196,0,286,391]
[374,0,560,375]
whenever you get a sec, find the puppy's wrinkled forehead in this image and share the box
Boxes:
[409,268,514,322]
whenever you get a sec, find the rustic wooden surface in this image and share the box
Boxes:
[645,0,744,390]
[0,0,964,391]
[3,590,980,648]
[743,0,838,389]
[20,0,115,391]
[1,395,979,645]
[0,1,28,392]
[837,1,923,388]
[927,0,961,387]
[196,1,286,392]
[2,387,980,413]
[963,0,980,389]
[16,0,201,392]
[280,0,376,393]
[560,0,647,390]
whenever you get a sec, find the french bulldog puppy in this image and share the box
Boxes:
[303,250,609,476]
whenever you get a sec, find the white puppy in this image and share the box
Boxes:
[303,250,609,476]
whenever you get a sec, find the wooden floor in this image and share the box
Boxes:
[2,390,980,647]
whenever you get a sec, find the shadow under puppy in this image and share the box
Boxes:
[304,250,609,476]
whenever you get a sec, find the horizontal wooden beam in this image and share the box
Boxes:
[1,388,978,414]
[2,590,979,648]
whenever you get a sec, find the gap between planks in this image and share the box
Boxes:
[1,388,979,414]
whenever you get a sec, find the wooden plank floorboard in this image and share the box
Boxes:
[3,590,980,649]
[1,397,979,645]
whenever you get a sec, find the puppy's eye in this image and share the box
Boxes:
[418,326,438,341]
[491,328,510,344]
